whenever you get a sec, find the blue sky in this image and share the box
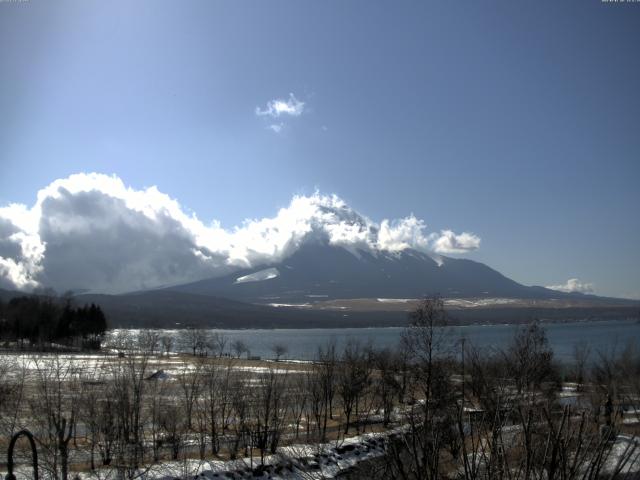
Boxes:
[0,0,639,298]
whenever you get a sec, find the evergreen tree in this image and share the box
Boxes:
[0,295,108,350]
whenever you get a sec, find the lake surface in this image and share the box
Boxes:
[112,318,640,363]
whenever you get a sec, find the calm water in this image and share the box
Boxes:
[113,318,640,362]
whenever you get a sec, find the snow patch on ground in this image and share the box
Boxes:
[63,431,391,479]
[602,435,640,475]
[268,303,313,308]
[376,298,414,303]
[444,298,519,308]
[233,366,306,374]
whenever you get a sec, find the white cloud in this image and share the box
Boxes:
[377,216,430,252]
[0,174,230,293]
[428,230,481,254]
[0,173,481,293]
[0,204,44,290]
[268,123,284,133]
[256,93,305,118]
[546,278,595,294]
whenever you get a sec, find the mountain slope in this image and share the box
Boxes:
[1,287,637,329]
[168,241,571,303]
[74,290,414,328]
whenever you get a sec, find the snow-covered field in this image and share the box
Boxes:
[0,352,309,381]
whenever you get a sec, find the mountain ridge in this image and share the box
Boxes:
[2,240,637,329]
[166,241,589,303]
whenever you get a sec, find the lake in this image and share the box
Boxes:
[112,318,640,363]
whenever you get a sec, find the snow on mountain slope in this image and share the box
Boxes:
[235,267,280,284]
[168,239,563,303]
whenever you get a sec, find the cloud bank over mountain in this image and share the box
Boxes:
[0,173,480,293]
[546,278,595,294]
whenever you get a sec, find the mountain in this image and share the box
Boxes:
[3,237,638,329]
[92,243,640,326]
[0,288,411,328]
[66,289,640,328]
[1,284,637,329]
[168,240,580,303]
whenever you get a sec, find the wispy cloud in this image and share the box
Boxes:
[256,93,305,118]
[268,123,284,133]
[546,278,594,294]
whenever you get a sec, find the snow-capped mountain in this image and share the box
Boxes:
[167,237,564,303]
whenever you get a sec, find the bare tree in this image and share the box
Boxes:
[0,355,26,437]
[138,329,160,355]
[385,297,455,480]
[251,366,289,463]
[31,355,80,480]
[79,361,108,471]
[90,386,118,468]
[160,334,173,356]
[194,391,209,460]
[288,372,308,439]
[572,340,591,390]
[229,373,250,460]
[181,328,212,356]
[507,321,555,396]
[317,341,337,423]
[176,360,203,430]
[338,340,371,434]
[158,397,182,460]
[231,339,249,358]
[109,334,152,478]
[147,371,167,463]
[373,348,400,427]
[271,343,288,361]
[201,360,221,455]
[212,332,228,357]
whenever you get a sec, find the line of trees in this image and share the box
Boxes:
[0,292,107,350]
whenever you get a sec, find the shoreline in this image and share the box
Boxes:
[108,314,640,331]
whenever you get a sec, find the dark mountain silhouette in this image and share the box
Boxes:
[1,286,638,329]
[47,290,413,328]
[2,238,638,328]
[168,240,582,303]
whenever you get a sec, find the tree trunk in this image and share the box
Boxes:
[59,441,69,480]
